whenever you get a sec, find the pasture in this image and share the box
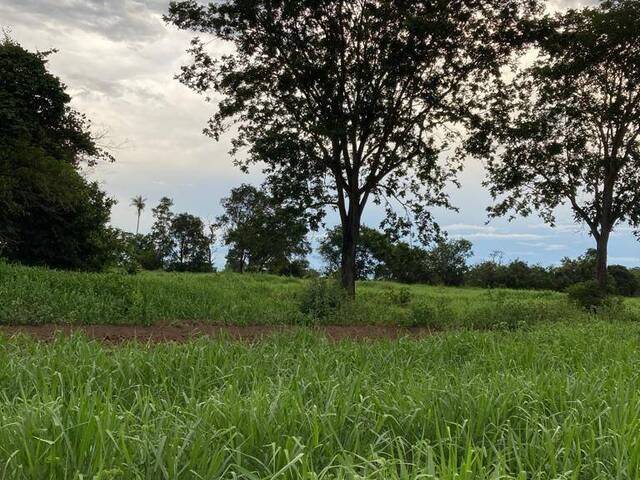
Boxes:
[2,262,640,478]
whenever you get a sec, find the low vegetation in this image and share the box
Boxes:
[1,323,640,478]
[2,261,639,328]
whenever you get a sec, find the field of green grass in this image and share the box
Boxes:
[1,323,640,478]
[2,260,638,327]
[3,261,640,478]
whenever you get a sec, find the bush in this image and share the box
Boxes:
[298,277,346,323]
[409,298,454,329]
[608,265,639,297]
[566,280,608,311]
[385,287,412,306]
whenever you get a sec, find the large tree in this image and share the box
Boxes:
[0,37,116,270]
[216,184,310,275]
[469,0,640,289]
[166,0,540,295]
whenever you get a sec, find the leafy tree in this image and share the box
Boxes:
[217,184,310,275]
[150,197,175,269]
[166,0,540,295]
[319,226,393,280]
[470,0,640,289]
[149,197,214,272]
[608,264,638,297]
[169,213,213,272]
[130,195,147,235]
[320,226,472,285]
[0,37,115,270]
[427,238,473,287]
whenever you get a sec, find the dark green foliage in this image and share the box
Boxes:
[150,197,176,268]
[468,0,640,288]
[566,281,609,312]
[169,213,213,272]
[465,250,638,297]
[298,278,346,323]
[149,198,213,272]
[166,0,541,294]
[217,184,310,276]
[426,239,474,287]
[319,226,394,280]
[0,38,116,270]
[128,233,162,271]
[608,265,639,298]
[320,226,472,286]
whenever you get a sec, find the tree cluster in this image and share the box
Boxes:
[0,37,116,271]
[320,227,473,286]
[122,197,215,273]
[466,250,639,297]
[215,184,311,276]
[167,0,640,295]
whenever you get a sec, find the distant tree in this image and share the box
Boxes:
[167,0,540,295]
[608,264,638,297]
[217,184,310,275]
[130,195,147,235]
[169,213,213,272]
[469,1,640,290]
[319,226,394,280]
[0,37,115,270]
[552,250,598,291]
[427,238,473,287]
[150,197,175,269]
[320,226,472,285]
[116,231,163,271]
[149,197,214,272]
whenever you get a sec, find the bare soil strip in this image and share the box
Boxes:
[0,323,436,343]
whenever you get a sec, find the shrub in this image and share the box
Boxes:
[608,265,639,297]
[385,287,412,306]
[298,277,346,323]
[566,280,608,311]
[409,298,454,329]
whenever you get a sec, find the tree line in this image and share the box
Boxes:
[2,0,640,301]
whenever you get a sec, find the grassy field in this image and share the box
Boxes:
[2,260,638,327]
[0,323,640,478]
[3,261,640,478]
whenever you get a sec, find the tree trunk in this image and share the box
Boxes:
[340,210,361,297]
[595,230,610,290]
[136,211,141,235]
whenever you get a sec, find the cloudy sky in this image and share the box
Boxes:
[2,0,638,268]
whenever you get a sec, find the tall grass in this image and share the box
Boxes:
[0,323,640,478]
[4,261,635,327]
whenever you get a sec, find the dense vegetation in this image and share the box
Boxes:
[1,261,638,327]
[0,38,116,271]
[1,322,640,478]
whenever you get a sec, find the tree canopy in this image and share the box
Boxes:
[0,37,116,270]
[166,0,541,294]
[216,184,310,275]
[149,197,214,272]
[469,0,640,288]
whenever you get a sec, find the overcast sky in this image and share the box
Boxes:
[2,0,638,268]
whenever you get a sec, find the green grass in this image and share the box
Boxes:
[4,260,637,327]
[3,262,640,478]
[0,323,640,478]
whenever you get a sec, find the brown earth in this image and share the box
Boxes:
[0,323,436,344]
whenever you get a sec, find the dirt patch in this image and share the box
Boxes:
[0,323,436,344]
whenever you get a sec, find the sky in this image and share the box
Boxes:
[2,0,638,269]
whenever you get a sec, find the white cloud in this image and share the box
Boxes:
[454,232,547,241]
[443,223,497,233]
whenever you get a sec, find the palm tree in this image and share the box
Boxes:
[130,195,147,235]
